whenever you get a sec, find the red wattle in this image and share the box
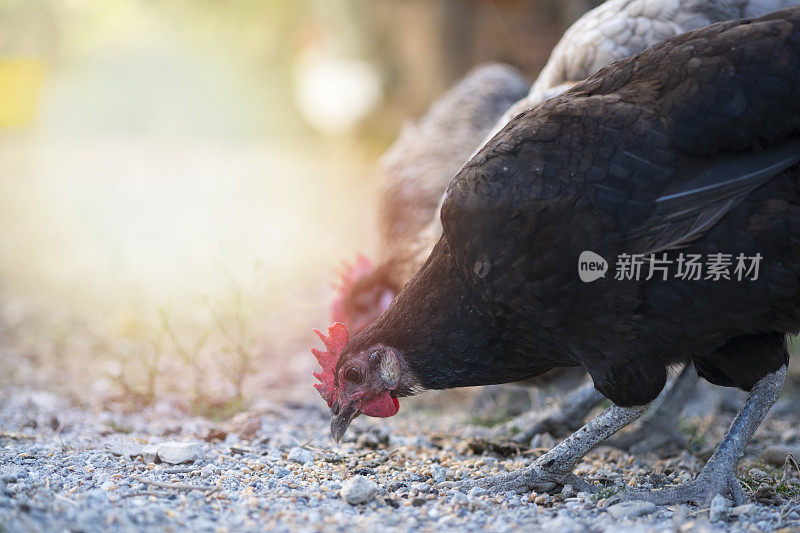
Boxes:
[360,392,400,418]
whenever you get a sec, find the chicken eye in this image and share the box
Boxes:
[345,367,363,383]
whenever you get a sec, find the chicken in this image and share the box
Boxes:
[331,63,528,335]
[492,0,800,137]
[337,0,800,450]
[464,0,800,450]
[315,8,800,505]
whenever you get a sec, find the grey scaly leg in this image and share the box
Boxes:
[458,402,648,494]
[626,365,786,506]
[505,381,605,444]
[609,365,699,453]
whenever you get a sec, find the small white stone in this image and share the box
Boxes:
[142,445,158,464]
[748,468,771,484]
[411,482,430,493]
[286,447,314,464]
[468,486,487,500]
[340,475,377,505]
[450,491,469,505]
[105,440,143,460]
[430,465,447,483]
[156,442,205,464]
[732,503,757,516]
[710,494,731,522]
[760,445,800,466]
[607,500,657,519]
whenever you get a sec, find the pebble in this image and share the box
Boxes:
[157,442,205,464]
[468,487,487,500]
[450,492,469,505]
[286,447,314,465]
[273,467,291,478]
[747,468,771,484]
[709,494,730,522]
[340,475,378,505]
[105,440,145,460]
[411,482,430,493]
[731,503,757,517]
[430,465,447,483]
[606,501,657,519]
[534,494,550,505]
[386,481,405,492]
[141,445,158,464]
[759,445,800,466]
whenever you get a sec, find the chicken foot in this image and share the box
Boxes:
[457,403,648,494]
[625,365,786,506]
[608,365,699,453]
[507,381,605,444]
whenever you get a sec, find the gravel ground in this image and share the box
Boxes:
[1,386,800,533]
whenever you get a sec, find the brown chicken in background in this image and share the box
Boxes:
[331,63,528,335]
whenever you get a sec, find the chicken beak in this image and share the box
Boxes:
[330,401,359,443]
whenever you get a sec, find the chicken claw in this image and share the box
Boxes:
[508,382,604,444]
[608,365,698,454]
[457,403,649,495]
[625,366,786,506]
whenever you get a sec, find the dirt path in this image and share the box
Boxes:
[2,386,799,532]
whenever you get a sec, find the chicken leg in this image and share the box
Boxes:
[507,381,605,444]
[608,365,699,453]
[625,365,786,506]
[457,403,648,494]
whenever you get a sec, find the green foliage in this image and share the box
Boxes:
[738,462,800,499]
[193,396,247,422]
[104,420,134,434]
[775,481,800,497]
[467,410,514,428]
[591,485,620,502]
[678,419,707,449]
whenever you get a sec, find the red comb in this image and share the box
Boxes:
[331,254,374,324]
[311,322,350,407]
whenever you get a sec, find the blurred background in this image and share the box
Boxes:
[0,0,600,415]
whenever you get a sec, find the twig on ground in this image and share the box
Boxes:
[118,491,175,499]
[740,477,756,492]
[54,495,77,506]
[521,447,550,455]
[229,446,252,456]
[159,466,198,475]
[131,475,218,496]
[0,431,36,440]
[781,453,800,483]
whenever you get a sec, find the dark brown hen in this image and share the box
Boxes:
[323,8,800,505]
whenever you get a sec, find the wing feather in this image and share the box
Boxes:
[627,140,800,254]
